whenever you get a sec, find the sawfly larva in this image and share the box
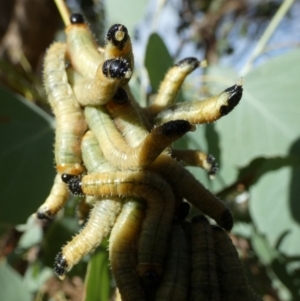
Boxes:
[155,79,244,125]
[146,57,205,116]
[190,215,220,301]
[43,42,87,175]
[54,198,122,279]
[62,170,175,277]
[84,104,194,170]
[37,173,69,220]
[66,13,103,78]
[155,224,190,301]
[72,58,132,106]
[109,199,146,301]
[171,149,218,177]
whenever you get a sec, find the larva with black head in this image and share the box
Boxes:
[190,215,220,301]
[66,13,104,78]
[62,170,175,278]
[155,224,190,301]
[37,173,69,220]
[84,105,194,170]
[155,79,244,125]
[146,57,205,117]
[109,199,146,301]
[71,58,132,106]
[43,42,87,175]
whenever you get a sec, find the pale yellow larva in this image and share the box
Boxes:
[155,80,244,125]
[43,42,87,175]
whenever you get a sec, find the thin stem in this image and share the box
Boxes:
[241,0,295,76]
[54,0,71,27]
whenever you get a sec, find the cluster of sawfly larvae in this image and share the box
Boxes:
[35,12,262,301]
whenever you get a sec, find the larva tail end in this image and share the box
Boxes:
[70,13,85,25]
[191,214,209,224]
[175,202,190,222]
[219,208,234,231]
[54,252,68,279]
[61,174,83,195]
[220,83,243,116]
[175,57,199,70]
[161,120,194,138]
[37,209,53,220]
[141,271,161,288]
[106,24,129,49]
[207,154,218,177]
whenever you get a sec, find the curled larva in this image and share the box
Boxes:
[149,154,233,231]
[109,199,146,301]
[37,173,69,220]
[71,58,132,106]
[212,226,260,301]
[171,149,218,177]
[104,23,134,84]
[146,57,205,116]
[65,13,103,78]
[43,42,87,175]
[155,80,244,125]
[190,215,220,301]
[84,104,194,170]
[155,224,190,301]
[62,170,175,278]
[54,198,122,279]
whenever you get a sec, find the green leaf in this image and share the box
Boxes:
[0,87,55,224]
[105,0,149,36]
[145,33,173,93]
[83,244,111,301]
[0,260,31,301]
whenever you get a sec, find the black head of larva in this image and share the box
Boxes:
[220,84,243,116]
[54,252,68,277]
[141,271,160,288]
[61,174,83,195]
[106,24,129,49]
[220,207,234,231]
[102,58,129,79]
[113,87,129,104]
[175,201,191,222]
[175,57,199,70]
[70,13,85,24]
[161,120,192,138]
[37,210,52,220]
[207,154,218,176]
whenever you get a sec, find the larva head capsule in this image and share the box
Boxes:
[141,271,160,288]
[102,58,132,79]
[70,13,85,24]
[106,24,129,49]
[113,87,129,104]
[161,120,195,138]
[54,252,68,279]
[220,82,243,116]
[61,174,83,195]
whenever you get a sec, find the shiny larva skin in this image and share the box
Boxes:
[155,224,190,301]
[65,170,175,276]
[37,173,69,220]
[190,215,220,301]
[84,105,194,170]
[155,83,243,125]
[146,57,201,117]
[109,199,146,301]
[43,42,87,175]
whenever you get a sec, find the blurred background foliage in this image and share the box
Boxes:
[0,0,300,300]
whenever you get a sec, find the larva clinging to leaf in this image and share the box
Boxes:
[43,42,87,175]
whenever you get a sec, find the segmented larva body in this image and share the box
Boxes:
[84,105,194,170]
[155,81,243,125]
[54,198,122,279]
[65,13,103,78]
[149,155,233,231]
[190,215,220,301]
[43,42,87,175]
[212,226,252,301]
[109,199,146,301]
[171,149,218,177]
[37,173,69,219]
[146,57,203,116]
[155,224,190,301]
[62,170,175,277]
[104,23,134,85]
